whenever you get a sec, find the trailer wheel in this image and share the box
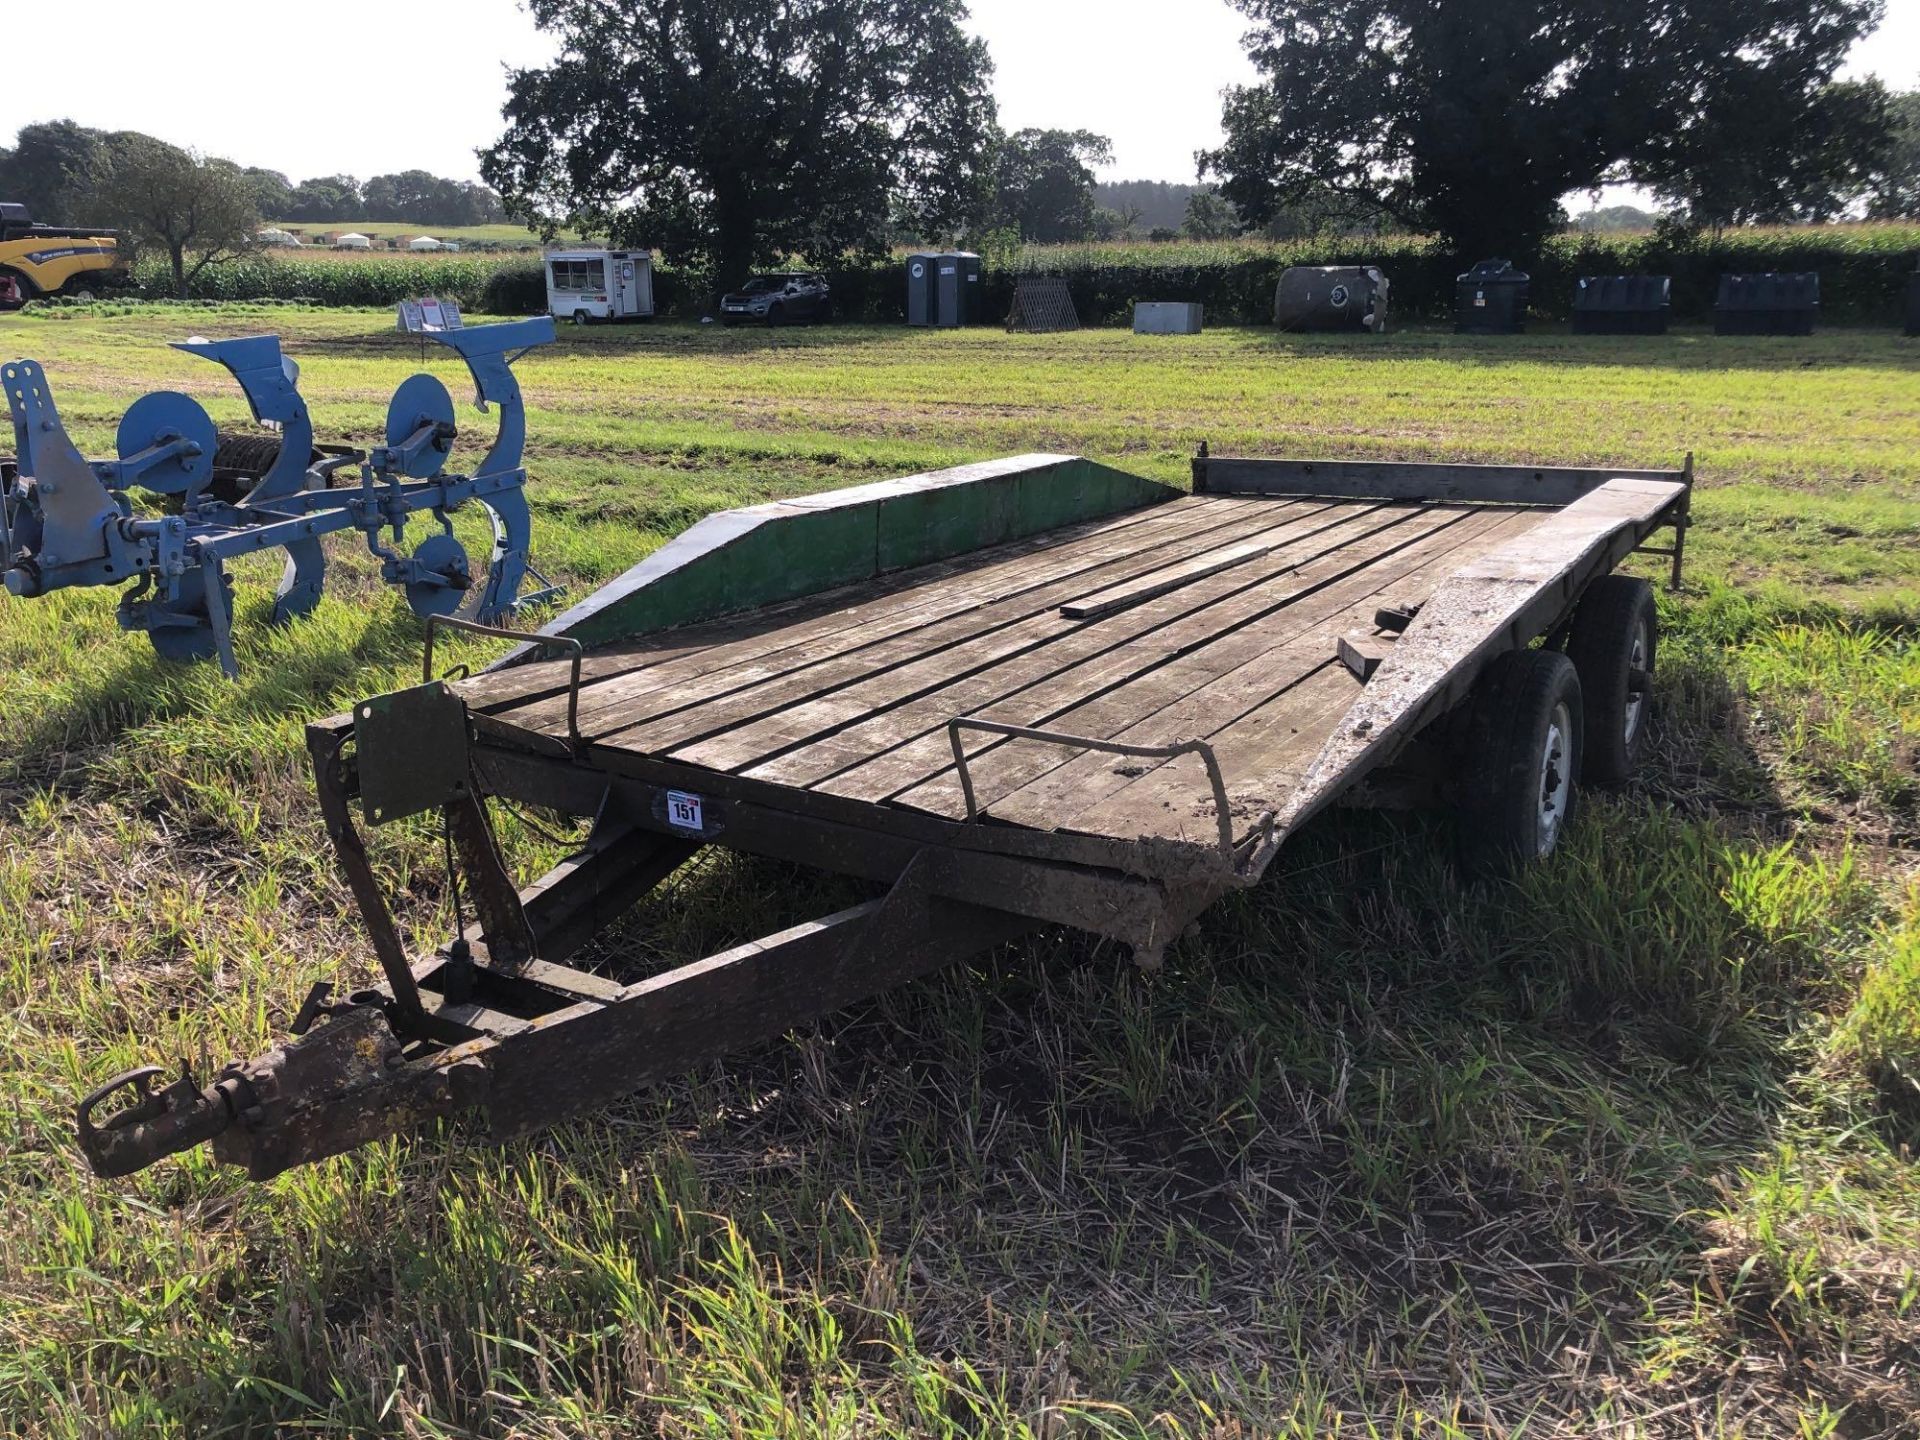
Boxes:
[1456,649,1584,875]
[1563,576,1656,786]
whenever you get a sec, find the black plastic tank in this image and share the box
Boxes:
[1454,259,1529,334]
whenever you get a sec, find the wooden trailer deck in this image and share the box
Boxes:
[460,493,1544,854]
[454,446,1691,887]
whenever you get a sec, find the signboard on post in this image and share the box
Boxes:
[396,298,464,334]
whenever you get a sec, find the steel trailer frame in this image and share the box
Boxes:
[76,451,1692,1181]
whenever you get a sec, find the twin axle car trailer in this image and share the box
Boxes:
[78,449,1692,1181]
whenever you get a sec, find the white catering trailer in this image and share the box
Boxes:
[544,249,655,324]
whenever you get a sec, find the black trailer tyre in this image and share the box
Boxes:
[1457,649,1584,874]
[1564,575,1657,785]
[571,309,590,326]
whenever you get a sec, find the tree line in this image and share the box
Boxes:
[484,0,1920,290]
[0,121,507,228]
[0,120,510,295]
[8,0,1919,300]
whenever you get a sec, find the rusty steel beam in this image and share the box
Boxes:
[80,849,1027,1179]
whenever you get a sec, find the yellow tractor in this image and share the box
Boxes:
[0,201,129,308]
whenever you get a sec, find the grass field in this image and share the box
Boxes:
[0,306,1916,1438]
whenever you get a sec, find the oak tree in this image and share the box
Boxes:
[1202,0,1885,257]
[1644,78,1896,229]
[1861,89,1920,219]
[482,0,998,290]
[990,128,1113,243]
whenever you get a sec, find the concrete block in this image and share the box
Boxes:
[1133,301,1203,335]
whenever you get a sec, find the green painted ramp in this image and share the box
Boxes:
[523,453,1178,653]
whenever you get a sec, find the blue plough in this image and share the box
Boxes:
[0,316,560,675]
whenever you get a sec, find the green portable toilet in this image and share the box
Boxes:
[954,251,983,324]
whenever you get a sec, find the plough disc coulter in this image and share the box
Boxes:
[0,317,561,674]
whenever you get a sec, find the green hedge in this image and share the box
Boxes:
[970,228,1920,324]
[137,225,1920,324]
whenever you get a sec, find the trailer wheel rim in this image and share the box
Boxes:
[1624,622,1649,745]
[1538,701,1573,856]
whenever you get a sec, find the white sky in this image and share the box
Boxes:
[2,0,1915,189]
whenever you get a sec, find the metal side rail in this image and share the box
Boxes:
[424,614,584,747]
[945,716,1276,876]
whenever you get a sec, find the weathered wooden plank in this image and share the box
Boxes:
[1062,664,1360,848]
[493,496,1296,741]
[702,501,1434,786]
[776,504,1470,804]
[1059,537,1283,619]
[584,498,1372,761]
[899,506,1536,828]
[1256,479,1686,852]
[529,497,1292,736]
[1039,508,1547,841]
[460,493,1248,717]
[1197,456,1686,507]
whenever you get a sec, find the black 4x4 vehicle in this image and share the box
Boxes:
[718,273,832,326]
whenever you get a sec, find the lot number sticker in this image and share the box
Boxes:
[665,790,705,832]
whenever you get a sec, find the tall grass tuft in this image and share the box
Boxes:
[1832,891,1920,1141]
